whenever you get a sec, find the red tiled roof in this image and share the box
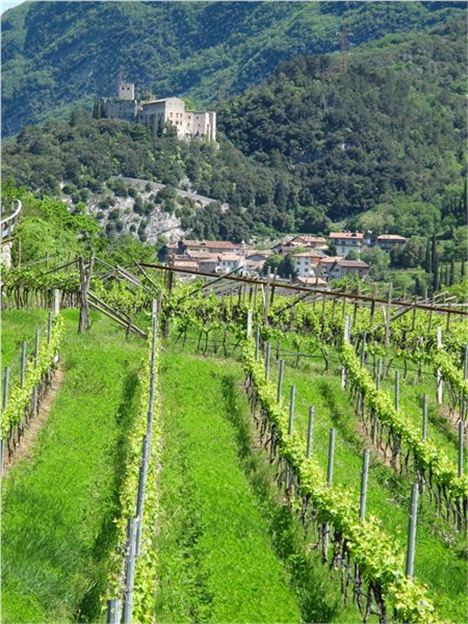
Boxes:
[202,240,237,249]
[336,260,369,269]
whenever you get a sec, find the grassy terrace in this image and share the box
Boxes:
[2,310,144,623]
[1,309,48,376]
[157,342,373,623]
[273,356,466,623]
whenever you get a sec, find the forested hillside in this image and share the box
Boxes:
[220,17,467,224]
[3,12,466,243]
[2,0,465,135]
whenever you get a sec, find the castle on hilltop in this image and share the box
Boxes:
[97,82,217,141]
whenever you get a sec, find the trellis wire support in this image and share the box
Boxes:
[47,312,53,345]
[2,368,9,411]
[436,326,443,404]
[264,341,271,382]
[405,484,419,580]
[53,288,60,315]
[288,385,295,436]
[246,309,253,338]
[359,449,370,521]
[458,420,464,478]
[122,517,138,624]
[394,369,400,412]
[341,316,351,389]
[20,341,27,388]
[106,599,122,624]
[306,406,314,459]
[35,329,40,366]
[255,326,260,362]
[135,435,149,557]
[422,395,428,441]
[327,428,336,487]
[276,360,284,403]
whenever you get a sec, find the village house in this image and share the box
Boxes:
[375,234,407,252]
[315,256,344,279]
[292,252,322,278]
[272,235,327,255]
[295,276,327,287]
[329,232,365,257]
[328,259,369,280]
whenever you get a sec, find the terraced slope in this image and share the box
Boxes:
[2,310,144,623]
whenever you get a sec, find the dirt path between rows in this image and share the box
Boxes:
[3,367,65,476]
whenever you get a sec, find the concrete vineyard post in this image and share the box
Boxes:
[47,312,53,344]
[359,449,370,521]
[458,420,464,478]
[327,428,336,487]
[394,370,400,412]
[246,309,253,338]
[306,406,314,459]
[436,326,443,404]
[288,385,295,436]
[422,395,428,441]
[264,341,271,382]
[53,288,60,315]
[122,517,138,624]
[276,360,284,403]
[341,315,351,389]
[405,484,419,580]
[35,329,40,367]
[385,282,393,348]
[20,341,27,388]
[106,599,122,624]
[3,368,9,411]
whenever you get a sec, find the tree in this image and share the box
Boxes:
[362,247,390,281]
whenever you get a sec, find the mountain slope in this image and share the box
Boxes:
[219,17,467,221]
[2,0,465,135]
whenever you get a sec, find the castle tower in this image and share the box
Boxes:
[118,81,135,100]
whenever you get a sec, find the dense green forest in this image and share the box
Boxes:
[2,1,466,135]
[220,17,466,224]
[3,13,466,243]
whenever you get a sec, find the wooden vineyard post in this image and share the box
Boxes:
[359,449,370,521]
[436,327,443,404]
[270,268,277,307]
[306,407,314,458]
[458,421,464,478]
[376,358,382,390]
[78,252,95,333]
[341,315,351,389]
[106,600,122,624]
[164,265,173,339]
[405,484,419,580]
[360,331,367,366]
[370,284,377,325]
[264,272,271,326]
[1,367,9,465]
[276,360,284,403]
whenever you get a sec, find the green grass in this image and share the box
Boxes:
[1,309,48,381]
[271,356,467,623]
[2,309,145,623]
[166,326,466,622]
[156,349,303,623]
